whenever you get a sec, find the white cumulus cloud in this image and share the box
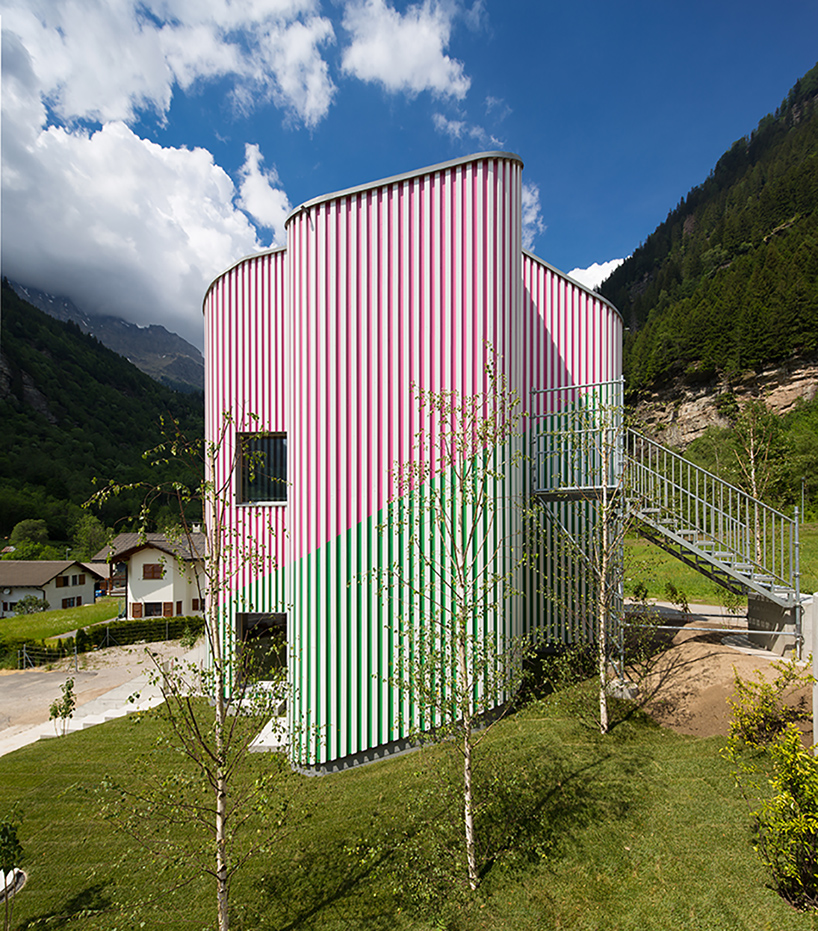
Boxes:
[1,28,296,349]
[567,258,627,291]
[342,0,470,99]
[238,144,292,242]
[2,0,336,127]
[521,181,545,250]
[432,111,502,148]
[0,6,310,349]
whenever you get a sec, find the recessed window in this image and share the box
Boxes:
[143,564,164,580]
[236,613,287,681]
[238,433,287,503]
[145,602,163,617]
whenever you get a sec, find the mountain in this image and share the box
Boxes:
[9,281,204,393]
[600,61,818,413]
[0,280,203,539]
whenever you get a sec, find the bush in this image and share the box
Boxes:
[724,657,818,907]
[753,725,818,908]
[14,594,50,615]
[727,657,812,749]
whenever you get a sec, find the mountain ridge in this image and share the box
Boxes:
[9,281,204,394]
[0,280,203,539]
[600,60,818,406]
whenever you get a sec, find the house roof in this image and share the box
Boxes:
[0,561,87,588]
[95,532,207,563]
[82,562,110,579]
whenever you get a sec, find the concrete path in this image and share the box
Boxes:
[0,641,207,759]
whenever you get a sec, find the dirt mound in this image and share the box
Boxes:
[636,617,809,739]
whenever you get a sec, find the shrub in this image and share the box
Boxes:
[753,724,818,908]
[725,657,818,907]
[727,657,812,749]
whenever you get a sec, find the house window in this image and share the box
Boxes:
[62,597,77,609]
[145,602,163,617]
[238,433,287,503]
[143,564,164,580]
[56,576,68,588]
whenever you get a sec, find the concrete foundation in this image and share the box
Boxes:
[747,593,815,658]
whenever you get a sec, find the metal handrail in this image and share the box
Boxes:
[531,379,624,497]
[626,430,798,596]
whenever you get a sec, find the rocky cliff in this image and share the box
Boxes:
[631,355,818,449]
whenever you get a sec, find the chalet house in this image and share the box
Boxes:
[98,533,206,620]
[0,561,101,617]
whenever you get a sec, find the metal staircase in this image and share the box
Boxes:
[626,430,801,611]
[530,379,802,634]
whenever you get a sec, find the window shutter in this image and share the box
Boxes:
[132,603,143,618]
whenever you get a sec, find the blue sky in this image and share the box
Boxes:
[2,0,817,350]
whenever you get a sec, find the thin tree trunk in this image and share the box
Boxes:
[215,681,229,931]
[598,433,610,735]
[457,616,478,890]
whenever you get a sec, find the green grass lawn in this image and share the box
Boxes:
[625,522,818,604]
[2,684,817,930]
[0,596,123,644]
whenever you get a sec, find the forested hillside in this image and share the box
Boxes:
[0,280,203,539]
[601,62,818,394]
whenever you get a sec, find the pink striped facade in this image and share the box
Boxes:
[203,152,623,768]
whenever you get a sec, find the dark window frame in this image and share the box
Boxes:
[238,433,287,504]
[236,612,287,682]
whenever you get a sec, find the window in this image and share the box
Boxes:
[143,563,164,580]
[236,613,287,682]
[145,602,163,617]
[238,433,287,503]
[62,597,77,609]
[56,576,68,588]
[192,598,200,612]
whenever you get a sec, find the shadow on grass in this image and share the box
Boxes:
[245,734,645,929]
[19,880,113,929]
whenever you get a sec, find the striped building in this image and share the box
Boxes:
[204,152,623,769]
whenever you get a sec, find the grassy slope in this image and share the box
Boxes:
[625,523,818,604]
[0,597,122,644]
[2,685,816,930]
